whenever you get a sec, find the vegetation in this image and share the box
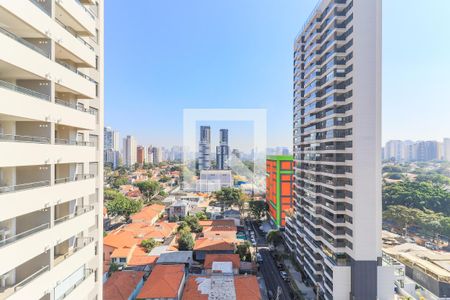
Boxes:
[135,180,164,203]
[214,187,246,209]
[195,211,208,220]
[159,175,171,183]
[383,205,450,239]
[184,215,203,233]
[177,230,194,250]
[383,181,450,215]
[249,200,268,220]
[105,193,143,220]
[112,176,128,189]
[235,241,252,261]
[266,230,283,246]
[141,238,159,253]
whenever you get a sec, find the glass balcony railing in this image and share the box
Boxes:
[55,138,94,146]
[54,206,94,225]
[54,174,95,185]
[56,268,94,300]
[0,27,50,58]
[0,79,50,101]
[0,134,50,144]
[55,19,95,51]
[0,223,50,248]
[54,237,94,266]
[0,180,51,194]
[55,98,96,115]
[74,0,95,20]
[56,60,98,84]
[29,0,51,16]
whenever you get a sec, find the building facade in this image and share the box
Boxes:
[198,126,211,171]
[292,0,392,299]
[266,155,294,228]
[104,126,120,169]
[137,145,145,165]
[123,135,136,167]
[0,0,104,299]
[216,129,230,170]
[152,147,162,165]
[444,138,450,161]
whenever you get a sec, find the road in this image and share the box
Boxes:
[259,248,292,300]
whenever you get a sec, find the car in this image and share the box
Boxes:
[280,271,288,280]
[256,253,263,262]
[252,240,257,246]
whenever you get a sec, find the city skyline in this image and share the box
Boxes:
[105,0,450,147]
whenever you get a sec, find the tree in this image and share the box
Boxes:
[383,205,417,235]
[195,211,208,221]
[112,176,128,189]
[185,215,203,233]
[141,238,159,253]
[236,241,251,261]
[214,188,244,209]
[267,230,282,246]
[177,221,191,233]
[159,176,171,183]
[177,231,194,250]
[135,180,161,203]
[249,201,268,220]
[105,193,143,220]
[104,188,120,201]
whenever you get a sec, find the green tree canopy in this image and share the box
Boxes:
[236,241,251,261]
[177,231,194,251]
[135,180,162,202]
[249,200,268,220]
[267,230,283,246]
[185,215,203,233]
[105,194,143,220]
[214,188,245,208]
[112,176,128,189]
[141,238,159,253]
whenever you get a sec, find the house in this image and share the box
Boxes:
[204,254,240,275]
[193,237,235,261]
[104,230,138,264]
[166,200,189,220]
[181,274,261,300]
[200,220,237,241]
[157,251,194,268]
[127,246,158,269]
[103,271,145,300]
[130,204,166,224]
[223,208,241,226]
[205,206,222,220]
[137,264,186,300]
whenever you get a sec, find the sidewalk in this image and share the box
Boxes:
[283,258,316,300]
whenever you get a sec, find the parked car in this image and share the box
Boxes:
[256,253,263,262]
[280,271,288,280]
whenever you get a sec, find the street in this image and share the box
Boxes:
[259,248,292,300]
[245,220,292,300]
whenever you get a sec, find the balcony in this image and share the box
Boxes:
[55,267,94,300]
[0,79,50,102]
[0,27,50,59]
[0,180,51,194]
[55,174,94,185]
[54,206,94,226]
[54,235,94,266]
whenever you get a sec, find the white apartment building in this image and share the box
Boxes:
[152,147,162,165]
[104,127,119,168]
[444,138,450,161]
[0,0,103,299]
[122,135,136,167]
[291,0,394,299]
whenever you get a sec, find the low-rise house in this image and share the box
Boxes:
[223,208,241,226]
[193,237,235,261]
[206,206,222,220]
[137,264,186,300]
[157,251,194,269]
[103,271,145,300]
[204,254,240,275]
[182,274,261,300]
[130,204,165,224]
[166,200,189,220]
[200,220,237,241]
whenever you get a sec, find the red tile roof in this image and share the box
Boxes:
[204,254,241,269]
[130,204,165,223]
[128,246,159,267]
[137,264,185,299]
[181,276,208,300]
[194,238,235,251]
[103,271,145,300]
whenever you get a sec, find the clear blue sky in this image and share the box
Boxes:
[105,0,450,148]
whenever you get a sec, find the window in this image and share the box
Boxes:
[119,258,126,263]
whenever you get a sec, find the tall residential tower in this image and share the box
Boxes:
[216,129,229,170]
[122,135,137,167]
[291,0,392,299]
[0,0,104,299]
[198,126,211,171]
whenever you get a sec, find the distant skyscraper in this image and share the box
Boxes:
[137,146,146,165]
[104,127,120,168]
[147,146,154,164]
[152,147,162,164]
[291,1,392,299]
[123,135,137,167]
[198,126,211,170]
[414,141,439,161]
[216,129,230,170]
[444,138,450,161]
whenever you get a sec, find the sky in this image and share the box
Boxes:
[105,0,450,148]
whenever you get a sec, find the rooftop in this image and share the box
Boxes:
[137,264,185,299]
[182,275,261,300]
[384,243,450,283]
[157,251,193,265]
[130,204,166,223]
[103,271,145,300]
[204,254,240,269]
[194,238,235,251]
